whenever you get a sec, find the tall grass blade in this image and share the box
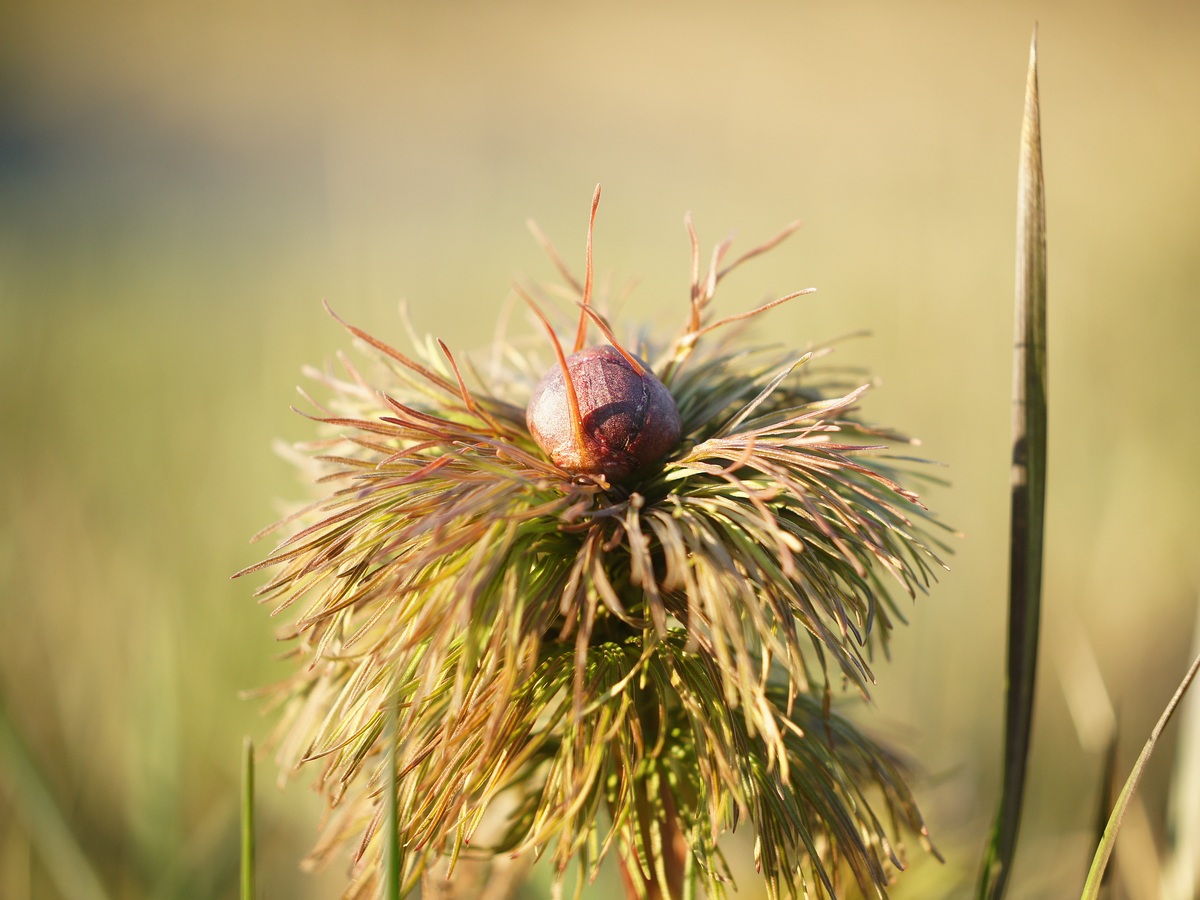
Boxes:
[977,27,1048,900]
[0,702,111,900]
[1081,651,1200,898]
[241,737,256,900]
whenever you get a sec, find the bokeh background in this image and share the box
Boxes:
[2,2,1198,898]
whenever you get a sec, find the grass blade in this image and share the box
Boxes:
[0,702,110,900]
[1152,602,1200,900]
[384,698,401,900]
[1081,651,1200,898]
[978,27,1048,900]
[241,737,256,900]
[1090,730,1119,890]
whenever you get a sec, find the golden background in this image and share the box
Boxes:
[1,2,1198,897]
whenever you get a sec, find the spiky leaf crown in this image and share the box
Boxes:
[241,189,950,899]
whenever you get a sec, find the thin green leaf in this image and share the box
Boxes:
[1082,651,1200,898]
[241,737,256,900]
[978,27,1048,900]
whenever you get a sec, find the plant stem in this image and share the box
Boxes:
[619,775,687,900]
[241,737,256,900]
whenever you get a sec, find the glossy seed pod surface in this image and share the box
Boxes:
[527,345,682,481]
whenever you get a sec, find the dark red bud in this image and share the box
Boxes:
[527,345,682,481]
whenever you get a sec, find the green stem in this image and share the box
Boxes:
[618,775,687,900]
[240,737,256,900]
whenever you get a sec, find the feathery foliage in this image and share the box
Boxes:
[239,193,950,898]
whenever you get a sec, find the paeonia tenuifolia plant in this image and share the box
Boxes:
[240,185,950,899]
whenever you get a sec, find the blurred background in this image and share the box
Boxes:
[1,1,1198,897]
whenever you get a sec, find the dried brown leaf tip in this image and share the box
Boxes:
[241,185,952,899]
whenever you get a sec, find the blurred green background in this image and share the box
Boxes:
[2,2,1198,898]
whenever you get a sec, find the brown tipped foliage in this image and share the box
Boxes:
[241,193,950,899]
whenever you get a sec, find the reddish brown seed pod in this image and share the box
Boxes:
[524,184,682,481]
[526,344,681,481]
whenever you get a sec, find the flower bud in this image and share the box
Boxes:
[527,345,681,481]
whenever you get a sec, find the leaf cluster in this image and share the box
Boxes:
[239,217,949,898]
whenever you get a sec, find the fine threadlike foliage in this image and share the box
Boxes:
[239,200,949,898]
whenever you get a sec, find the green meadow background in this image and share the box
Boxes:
[2,2,1198,897]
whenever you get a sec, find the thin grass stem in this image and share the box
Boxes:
[241,736,256,900]
[1081,651,1200,898]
